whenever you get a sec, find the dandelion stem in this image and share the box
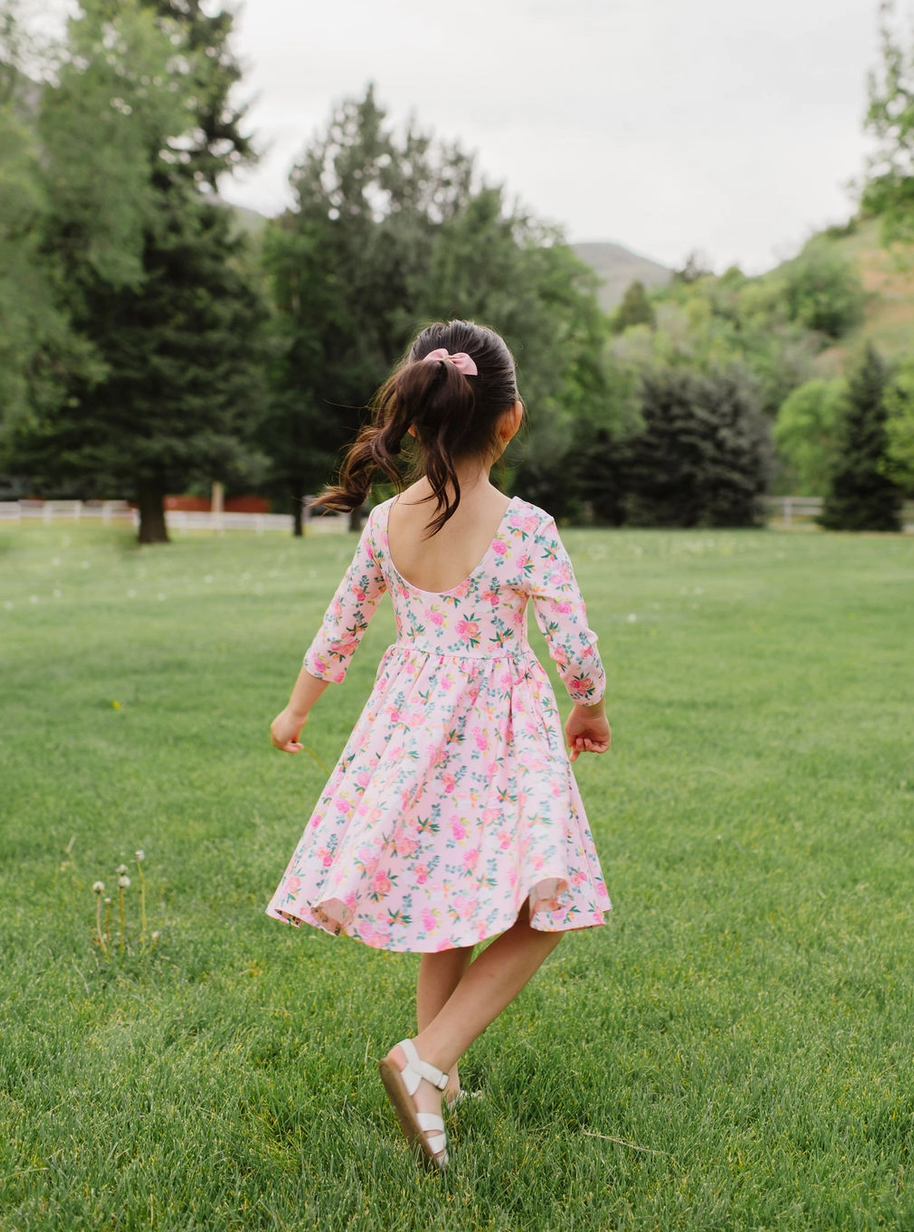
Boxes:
[104,900,111,952]
[136,858,147,941]
[95,897,105,953]
[118,887,126,953]
[301,742,331,775]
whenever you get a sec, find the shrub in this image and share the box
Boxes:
[623,367,770,527]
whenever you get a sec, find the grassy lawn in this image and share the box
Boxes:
[1,521,913,1231]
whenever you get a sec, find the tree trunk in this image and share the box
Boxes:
[136,478,170,544]
[348,505,364,533]
[291,478,304,538]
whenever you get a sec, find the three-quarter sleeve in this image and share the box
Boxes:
[528,516,606,705]
[303,514,388,684]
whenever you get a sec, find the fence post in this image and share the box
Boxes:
[784,497,792,529]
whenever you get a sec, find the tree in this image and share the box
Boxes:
[773,379,848,495]
[2,0,266,543]
[623,367,770,527]
[884,354,914,493]
[820,345,903,531]
[262,86,614,532]
[611,280,655,333]
[863,1,914,245]
[781,241,865,339]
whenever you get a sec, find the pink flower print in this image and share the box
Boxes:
[421,908,438,932]
[482,807,499,824]
[451,819,466,841]
[387,706,401,723]
[335,798,352,815]
[555,601,572,615]
[500,672,513,689]
[314,848,332,867]
[285,875,302,894]
[473,728,488,752]
[570,675,593,696]
[482,589,499,605]
[442,773,456,795]
[356,771,371,788]
[454,580,471,599]
[426,608,444,626]
[354,589,367,602]
[492,539,507,556]
[312,656,327,673]
[455,619,481,645]
[497,829,512,850]
[463,847,480,870]
[415,864,429,884]
[371,870,392,897]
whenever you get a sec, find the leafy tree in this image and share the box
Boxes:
[773,379,848,495]
[611,280,655,333]
[820,344,903,531]
[884,354,914,493]
[263,86,613,532]
[863,1,914,245]
[2,0,267,542]
[623,367,770,527]
[781,241,865,338]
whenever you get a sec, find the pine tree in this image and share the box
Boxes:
[820,345,903,531]
[5,0,266,543]
[624,367,769,527]
[611,280,655,333]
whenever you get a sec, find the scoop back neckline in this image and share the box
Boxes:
[384,494,520,597]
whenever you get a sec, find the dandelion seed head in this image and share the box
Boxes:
[116,863,128,875]
[104,897,112,905]
[151,931,161,942]
[135,850,145,862]
[118,874,131,889]
[626,613,637,623]
[93,881,105,894]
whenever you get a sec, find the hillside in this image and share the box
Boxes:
[803,217,914,373]
[572,241,672,311]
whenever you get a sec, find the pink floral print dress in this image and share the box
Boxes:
[267,496,612,951]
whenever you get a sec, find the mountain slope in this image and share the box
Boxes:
[572,241,672,312]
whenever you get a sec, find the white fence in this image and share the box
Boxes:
[0,500,351,534]
[764,496,914,530]
[3,498,913,533]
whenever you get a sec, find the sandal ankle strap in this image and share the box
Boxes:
[398,1038,449,1093]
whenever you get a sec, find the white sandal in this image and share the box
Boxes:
[378,1038,449,1170]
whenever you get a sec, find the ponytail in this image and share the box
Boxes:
[317,320,518,535]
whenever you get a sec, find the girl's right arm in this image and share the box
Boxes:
[271,511,388,754]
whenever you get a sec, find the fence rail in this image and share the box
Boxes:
[0,500,351,533]
[3,498,913,532]
[764,496,914,529]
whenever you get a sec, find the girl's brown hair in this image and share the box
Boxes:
[318,320,519,535]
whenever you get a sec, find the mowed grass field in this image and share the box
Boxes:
[1,520,913,1232]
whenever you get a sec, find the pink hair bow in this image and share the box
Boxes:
[422,347,478,376]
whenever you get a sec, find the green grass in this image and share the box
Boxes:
[1,522,913,1231]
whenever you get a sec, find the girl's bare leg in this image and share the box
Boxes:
[388,908,563,1121]
[417,948,473,1104]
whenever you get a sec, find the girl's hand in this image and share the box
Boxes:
[565,706,611,763]
[271,707,308,754]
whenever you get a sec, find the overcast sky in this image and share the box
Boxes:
[38,0,889,273]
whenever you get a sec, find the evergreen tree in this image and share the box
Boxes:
[820,345,903,531]
[3,0,266,542]
[611,280,655,333]
[624,367,770,527]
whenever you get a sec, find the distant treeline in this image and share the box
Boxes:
[0,0,912,539]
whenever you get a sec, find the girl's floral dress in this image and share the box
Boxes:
[267,496,611,951]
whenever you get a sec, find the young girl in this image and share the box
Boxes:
[268,320,611,1170]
